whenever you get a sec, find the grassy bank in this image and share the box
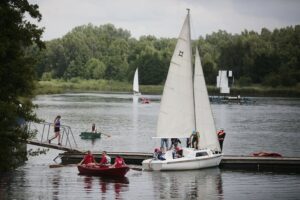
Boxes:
[35,79,163,95]
[35,79,300,97]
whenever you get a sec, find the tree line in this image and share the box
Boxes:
[31,23,300,87]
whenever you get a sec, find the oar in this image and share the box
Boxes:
[128,165,142,171]
[100,132,111,137]
[49,164,77,168]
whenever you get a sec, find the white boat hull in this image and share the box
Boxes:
[142,149,222,171]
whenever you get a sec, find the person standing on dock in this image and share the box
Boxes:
[160,138,169,152]
[49,115,61,145]
[217,129,226,151]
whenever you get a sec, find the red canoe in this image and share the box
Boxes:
[78,165,130,177]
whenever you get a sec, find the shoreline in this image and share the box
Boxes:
[35,80,300,97]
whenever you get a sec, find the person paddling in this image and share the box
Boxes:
[92,123,97,133]
[79,150,96,166]
[112,155,126,168]
[98,151,111,166]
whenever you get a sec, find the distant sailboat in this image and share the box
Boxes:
[142,10,222,171]
[133,68,141,96]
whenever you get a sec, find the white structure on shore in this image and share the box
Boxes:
[216,70,232,94]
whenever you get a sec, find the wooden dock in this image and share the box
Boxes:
[27,140,82,153]
[59,152,300,173]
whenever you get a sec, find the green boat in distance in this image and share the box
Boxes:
[80,132,101,139]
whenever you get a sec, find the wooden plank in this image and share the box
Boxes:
[27,140,82,153]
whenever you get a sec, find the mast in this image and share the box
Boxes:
[187,9,197,130]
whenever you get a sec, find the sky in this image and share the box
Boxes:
[28,0,300,41]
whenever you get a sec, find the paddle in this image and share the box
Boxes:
[49,164,78,168]
[99,132,111,137]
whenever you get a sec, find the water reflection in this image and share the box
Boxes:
[81,175,129,199]
[52,172,61,200]
[151,168,223,200]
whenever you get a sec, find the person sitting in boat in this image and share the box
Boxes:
[173,146,183,159]
[98,151,111,166]
[92,123,97,133]
[153,148,166,160]
[189,130,200,150]
[112,155,126,168]
[217,129,226,151]
[79,150,96,166]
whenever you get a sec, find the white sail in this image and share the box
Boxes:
[156,12,195,138]
[133,68,139,94]
[194,48,221,151]
[142,10,222,172]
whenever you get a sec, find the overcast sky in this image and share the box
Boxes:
[28,0,300,41]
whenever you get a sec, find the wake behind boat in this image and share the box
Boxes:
[142,9,222,171]
[78,165,129,177]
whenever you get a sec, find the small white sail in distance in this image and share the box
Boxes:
[133,68,140,95]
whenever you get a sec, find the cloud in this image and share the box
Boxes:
[28,0,300,40]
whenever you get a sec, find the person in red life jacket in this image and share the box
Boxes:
[217,129,226,151]
[112,155,126,168]
[98,151,111,166]
[153,147,166,160]
[79,150,96,166]
[174,146,183,158]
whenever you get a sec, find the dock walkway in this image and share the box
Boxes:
[59,152,300,173]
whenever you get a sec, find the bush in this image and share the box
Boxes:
[237,76,252,87]
[41,72,52,81]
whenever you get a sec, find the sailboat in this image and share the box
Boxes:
[142,10,222,171]
[133,68,141,96]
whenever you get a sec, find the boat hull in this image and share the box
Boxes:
[80,132,101,139]
[142,149,222,171]
[78,165,129,177]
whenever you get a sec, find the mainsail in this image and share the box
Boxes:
[133,68,139,93]
[156,11,195,138]
[194,48,221,151]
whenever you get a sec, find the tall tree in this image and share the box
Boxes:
[0,0,44,171]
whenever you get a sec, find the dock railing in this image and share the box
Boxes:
[27,121,78,151]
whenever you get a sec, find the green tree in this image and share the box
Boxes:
[0,0,44,171]
[85,58,106,79]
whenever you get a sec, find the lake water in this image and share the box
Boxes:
[1,93,300,200]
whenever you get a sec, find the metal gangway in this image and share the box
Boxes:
[27,121,82,152]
